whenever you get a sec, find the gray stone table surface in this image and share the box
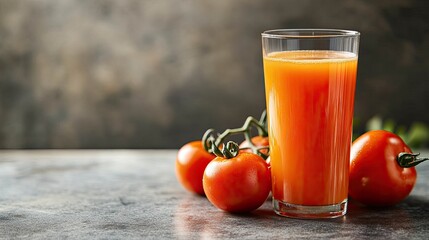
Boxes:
[0,150,429,239]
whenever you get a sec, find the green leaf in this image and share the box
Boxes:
[407,123,429,149]
[396,125,408,143]
[361,116,429,149]
[366,116,383,131]
[383,119,396,132]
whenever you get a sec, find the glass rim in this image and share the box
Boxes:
[261,29,360,39]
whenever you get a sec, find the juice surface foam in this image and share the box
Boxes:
[265,50,357,64]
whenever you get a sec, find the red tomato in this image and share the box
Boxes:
[349,130,417,207]
[176,141,215,195]
[203,152,271,213]
[239,136,270,156]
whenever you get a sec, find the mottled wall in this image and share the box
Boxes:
[0,0,428,149]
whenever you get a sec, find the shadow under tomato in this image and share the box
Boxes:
[226,201,277,219]
[401,195,429,208]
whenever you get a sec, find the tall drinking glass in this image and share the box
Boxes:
[262,29,360,218]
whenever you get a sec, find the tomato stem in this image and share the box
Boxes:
[214,116,268,146]
[242,130,270,159]
[258,110,268,137]
[223,141,240,159]
[397,152,429,168]
[202,129,217,154]
[202,111,269,159]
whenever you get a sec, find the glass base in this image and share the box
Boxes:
[273,198,347,219]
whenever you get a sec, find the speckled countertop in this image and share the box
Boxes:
[0,150,428,239]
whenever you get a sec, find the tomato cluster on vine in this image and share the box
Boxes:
[175,111,428,213]
[176,112,271,213]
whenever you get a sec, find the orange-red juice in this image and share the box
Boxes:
[263,50,357,206]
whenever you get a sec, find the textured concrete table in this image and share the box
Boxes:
[0,150,428,239]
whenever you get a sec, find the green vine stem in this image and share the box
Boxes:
[397,152,429,168]
[258,110,268,137]
[202,111,269,159]
[202,129,216,154]
[241,129,270,159]
[214,116,268,147]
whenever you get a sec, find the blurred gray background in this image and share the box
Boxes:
[0,0,428,149]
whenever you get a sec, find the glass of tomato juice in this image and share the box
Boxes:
[261,29,360,218]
